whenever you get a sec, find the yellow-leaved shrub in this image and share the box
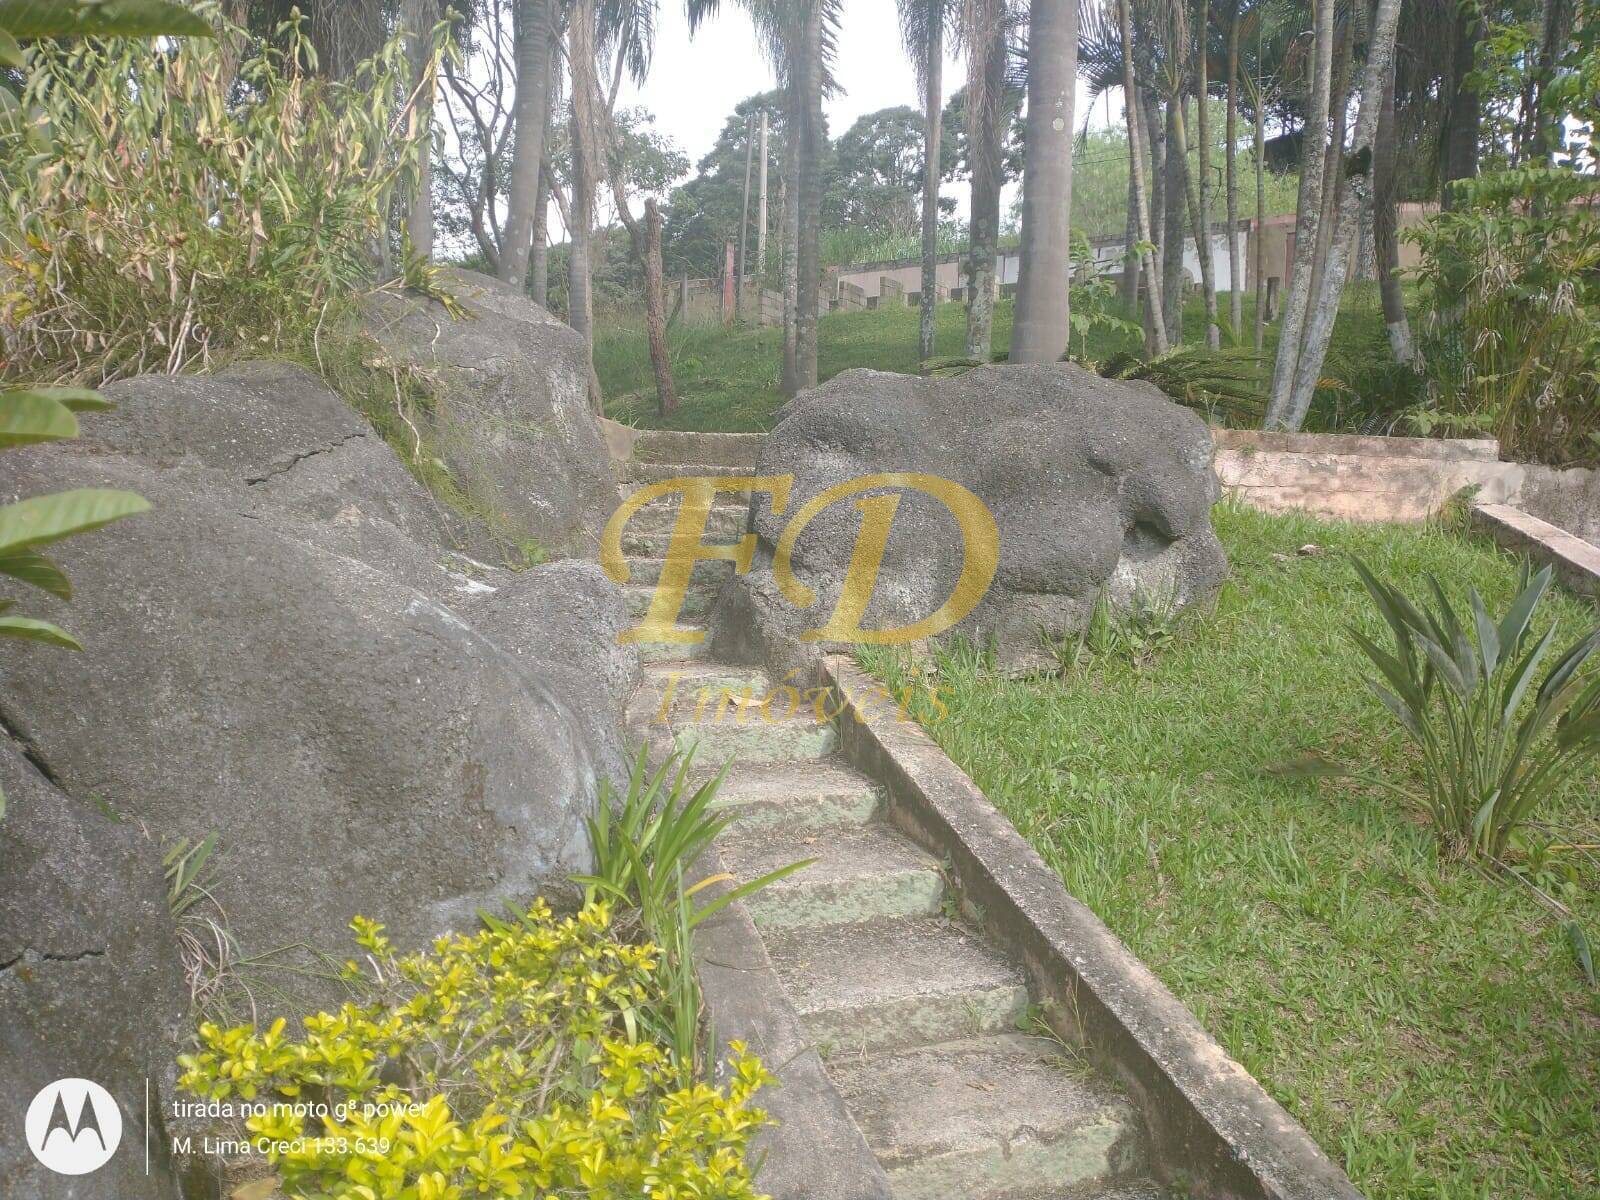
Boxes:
[177,900,773,1199]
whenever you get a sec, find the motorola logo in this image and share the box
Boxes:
[25,1078,122,1175]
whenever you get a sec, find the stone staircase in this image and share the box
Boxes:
[615,431,1176,1200]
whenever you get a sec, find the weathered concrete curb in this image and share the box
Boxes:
[822,656,1364,1200]
[1470,502,1600,602]
[691,848,895,1200]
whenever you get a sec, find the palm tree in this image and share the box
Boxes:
[1263,0,1332,427]
[1272,0,1405,430]
[1224,0,1242,341]
[898,0,948,363]
[689,0,832,395]
[961,0,1009,360]
[502,0,553,290]
[568,0,603,408]
[1011,0,1080,363]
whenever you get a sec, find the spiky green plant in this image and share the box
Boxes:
[1293,560,1600,862]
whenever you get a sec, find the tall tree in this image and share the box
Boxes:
[1224,0,1242,341]
[1275,0,1405,429]
[962,0,1008,360]
[1189,0,1219,348]
[1115,0,1167,352]
[401,0,441,259]
[568,0,603,408]
[502,0,553,289]
[1264,0,1333,426]
[794,1,825,391]
[1372,41,1412,362]
[899,0,946,362]
[1011,0,1079,362]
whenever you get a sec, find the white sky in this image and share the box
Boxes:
[611,1,1102,220]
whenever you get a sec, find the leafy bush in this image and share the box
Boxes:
[0,3,442,383]
[177,901,774,1199]
[1298,560,1600,862]
[577,747,811,1072]
[1409,171,1600,465]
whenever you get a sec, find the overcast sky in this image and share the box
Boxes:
[613,1,1109,216]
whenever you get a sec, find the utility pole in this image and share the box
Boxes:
[756,110,769,285]
[736,113,754,321]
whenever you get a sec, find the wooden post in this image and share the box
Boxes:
[736,113,753,321]
[722,241,736,324]
[756,110,769,281]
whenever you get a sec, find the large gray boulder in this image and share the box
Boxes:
[364,269,617,561]
[0,744,186,1200]
[712,364,1228,674]
[0,363,639,1009]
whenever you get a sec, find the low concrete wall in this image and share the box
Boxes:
[1214,430,1599,545]
[1471,503,1600,601]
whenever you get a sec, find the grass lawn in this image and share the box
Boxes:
[597,283,1419,435]
[862,505,1600,1199]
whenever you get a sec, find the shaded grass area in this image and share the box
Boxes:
[598,283,1421,434]
[862,505,1600,1200]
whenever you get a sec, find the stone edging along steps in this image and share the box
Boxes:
[611,429,1364,1200]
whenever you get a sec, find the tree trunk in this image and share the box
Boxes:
[1307,17,1352,304]
[1161,99,1185,345]
[1252,40,1266,352]
[644,200,676,414]
[1191,16,1220,348]
[1012,0,1079,363]
[401,0,438,260]
[567,0,601,409]
[1176,95,1220,348]
[777,80,796,400]
[1281,0,1404,427]
[918,0,944,361]
[795,5,825,391]
[530,163,550,305]
[1372,43,1412,363]
[1225,0,1242,341]
[1120,0,1167,355]
[502,0,552,290]
[1264,0,1333,427]
[1440,6,1483,209]
[736,113,754,321]
[964,0,1006,361]
[1120,170,1140,315]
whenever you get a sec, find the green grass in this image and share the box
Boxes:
[598,283,1422,435]
[861,505,1600,1200]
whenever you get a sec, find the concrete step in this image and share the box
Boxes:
[1008,1185,1177,1200]
[826,1034,1146,1200]
[767,916,1029,1057]
[622,527,749,559]
[619,555,735,589]
[635,629,711,664]
[619,504,746,548]
[632,430,765,469]
[670,704,838,765]
[719,822,945,930]
[626,460,756,486]
[704,760,883,832]
[622,582,719,620]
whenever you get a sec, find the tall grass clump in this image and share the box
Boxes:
[1289,560,1600,863]
[0,4,446,385]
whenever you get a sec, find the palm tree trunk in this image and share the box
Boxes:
[1372,42,1412,363]
[1012,0,1079,363]
[1440,5,1483,209]
[1118,0,1166,353]
[1248,30,1260,352]
[736,113,754,321]
[795,3,824,391]
[1281,0,1404,429]
[401,0,438,259]
[531,163,550,305]
[1225,0,1242,341]
[918,0,944,362]
[964,0,1006,361]
[503,0,552,290]
[1307,17,1351,304]
[777,76,796,395]
[1161,100,1185,345]
[567,0,602,409]
[1191,16,1220,348]
[1264,0,1333,426]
